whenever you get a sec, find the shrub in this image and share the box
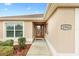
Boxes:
[0,40,13,56]
[18,37,26,49]
[0,40,14,46]
[0,41,3,45]
[0,46,13,56]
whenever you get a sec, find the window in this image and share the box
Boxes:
[15,24,23,37]
[5,22,23,38]
[6,24,14,37]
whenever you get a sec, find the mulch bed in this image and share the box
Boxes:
[13,44,31,56]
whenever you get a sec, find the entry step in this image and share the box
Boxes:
[35,38,44,40]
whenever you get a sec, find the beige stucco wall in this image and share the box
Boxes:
[45,3,79,20]
[0,21,3,41]
[47,8,75,53]
[24,21,33,42]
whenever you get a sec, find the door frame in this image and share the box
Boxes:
[33,22,45,39]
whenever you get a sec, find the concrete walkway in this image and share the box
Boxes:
[27,39,51,56]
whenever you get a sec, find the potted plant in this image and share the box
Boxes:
[18,37,26,50]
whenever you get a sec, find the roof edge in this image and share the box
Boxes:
[45,3,79,22]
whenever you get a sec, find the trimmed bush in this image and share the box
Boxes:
[0,41,3,45]
[0,46,13,56]
[18,37,26,49]
[0,40,14,56]
[0,39,14,46]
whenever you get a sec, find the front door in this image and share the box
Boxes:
[35,25,44,38]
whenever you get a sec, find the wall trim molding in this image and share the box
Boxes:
[75,8,79,55]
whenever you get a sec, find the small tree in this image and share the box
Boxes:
[18,37,26,49]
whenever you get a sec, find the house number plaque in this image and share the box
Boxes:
[61,24,72,30]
